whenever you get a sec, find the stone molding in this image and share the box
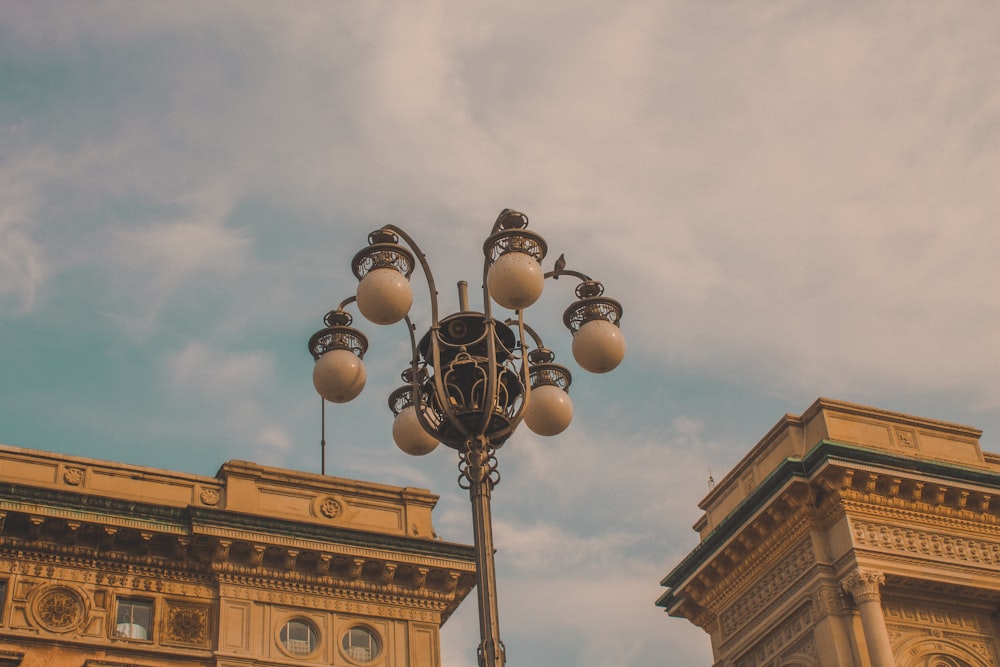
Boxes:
[219,583,443,622]
[0,651,24,667]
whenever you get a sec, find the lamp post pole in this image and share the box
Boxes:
[308,209,625,667]
[463,438,505,666]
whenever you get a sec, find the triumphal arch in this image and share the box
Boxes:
[659,398,1000,667]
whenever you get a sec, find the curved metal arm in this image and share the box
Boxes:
[379,226,477,443]
[544,267,592,282]
[381,225,441,324]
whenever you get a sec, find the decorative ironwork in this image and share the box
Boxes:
[526,348,572,390]
[308,310,368,360]
[562,280,624,333]
[483,229,547,263]
[458,442,501,491]
[309,209,624,667]
[415,313,526,450]
[351,230,415,280]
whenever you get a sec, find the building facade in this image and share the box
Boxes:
[0,444,476,667]
[658,398,1000,667]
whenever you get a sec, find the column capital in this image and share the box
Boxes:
[842,568,885,603]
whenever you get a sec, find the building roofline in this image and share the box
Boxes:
[656,438,1000,610]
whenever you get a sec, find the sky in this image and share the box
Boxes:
[2,2,999,665]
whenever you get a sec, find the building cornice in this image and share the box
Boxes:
[657,439,1000,613]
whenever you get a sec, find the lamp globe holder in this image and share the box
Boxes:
[523,348,574,436]
[352,229,416,325]
[484,209,547,311]
[563,280,626,374]
[388,376,441,456]
[307,309,369,403]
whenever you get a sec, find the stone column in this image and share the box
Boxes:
[842,569,894,667]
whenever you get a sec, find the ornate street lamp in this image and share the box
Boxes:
[307,209,624,667]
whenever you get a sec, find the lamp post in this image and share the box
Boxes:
[307,209,624,667]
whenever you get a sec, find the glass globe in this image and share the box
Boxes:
[312,348,366,403]
[524,384,573,436]
[392,405,439,455]
[572,319,626,373]
[487,252,544,310]
[357,268,413,325]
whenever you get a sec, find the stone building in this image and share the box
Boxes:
[658,398,1000,667]
[0,444,476,667]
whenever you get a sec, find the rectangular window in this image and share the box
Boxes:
[0,579,7,624]
[114,597,153,640]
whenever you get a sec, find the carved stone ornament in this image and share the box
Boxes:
[199,488,220,506]
[164,603,209,646]
[319,496,343,519]
[841,569,885,604]
[34,586,85,632]
[63,467,85,486]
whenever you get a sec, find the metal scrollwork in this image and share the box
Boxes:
[458,443,501,491]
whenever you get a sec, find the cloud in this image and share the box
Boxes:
[3,4,1000,666]
[162,340,294,462]
[0,213,44,314]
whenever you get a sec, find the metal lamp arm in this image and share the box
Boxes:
[381,225,473,442]
[544,267,591,282]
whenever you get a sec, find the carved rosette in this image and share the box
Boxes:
[63,467,85,486]
[315,496,344,520]
[200,488,220,506]
[164,603,210,646]
[842,569,885,604]
[33,586,86,633]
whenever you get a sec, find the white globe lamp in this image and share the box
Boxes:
[312,348,367,403]
[392,405,440,455]
[524,384,574,436]
[356,267,413,325]
[572,318,626,374]
[487,252,544,310]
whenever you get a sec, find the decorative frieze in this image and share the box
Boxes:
[719,539,815,638]
[851,519,1000,569]
[809,583,850,618]
[884,599,1000,666]
[219,583,443,622]
[734,603,813,667]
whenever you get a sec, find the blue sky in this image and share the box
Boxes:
[2,3,999,665]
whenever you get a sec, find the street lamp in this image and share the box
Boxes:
[307,209,624,667]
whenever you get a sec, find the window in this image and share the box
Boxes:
[342,625,382,662]
[279,619,318,657]
[0,580,7,623]
[114,598,153,640]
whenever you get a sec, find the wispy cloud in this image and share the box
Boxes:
[3,3,1000,664]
